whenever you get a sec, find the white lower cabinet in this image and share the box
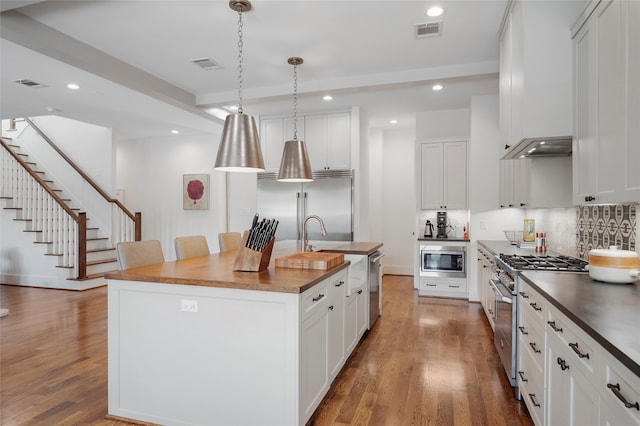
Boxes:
[518,281,547,426]
[600,351,640,425]
[419,278,467,298]
[518,280,640,426]
[546,310,599,426]
[355,285,368,339]
[300,281,330,420]
[327,274,346,381]
[301,268,363,424]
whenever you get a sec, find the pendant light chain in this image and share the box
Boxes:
[293,63,298,140]
[236,8,244,114]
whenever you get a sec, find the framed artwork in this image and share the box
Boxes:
[183,174,210,210]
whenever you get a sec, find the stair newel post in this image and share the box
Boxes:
[134,212,142,241]
[78,212,88,279]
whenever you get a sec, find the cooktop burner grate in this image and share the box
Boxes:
[499,254,588,272]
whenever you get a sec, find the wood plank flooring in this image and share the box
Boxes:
[0,275,533,425]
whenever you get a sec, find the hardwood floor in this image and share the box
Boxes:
[0,275,533,425]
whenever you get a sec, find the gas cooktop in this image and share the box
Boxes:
[498,254,589,273]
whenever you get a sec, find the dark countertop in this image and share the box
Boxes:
[478,240,562,257]
[418,237,470,243]
[520,270,640,378]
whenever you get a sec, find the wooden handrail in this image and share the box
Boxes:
[1,137,80,221]
[25,117,138,222]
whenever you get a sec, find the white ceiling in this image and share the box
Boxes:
[0,0,507,141]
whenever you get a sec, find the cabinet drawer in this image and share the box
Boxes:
[518,283,545,322]
[518,346,544,426]
[546,307,598,381]
[302,282,329,320]
[601,352,640,423]
[419,279,467,294]
[518,316,545,373]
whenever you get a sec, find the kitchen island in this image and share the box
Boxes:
[105,241,380,426]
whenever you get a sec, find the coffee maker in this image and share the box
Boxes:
[436,211,448,238]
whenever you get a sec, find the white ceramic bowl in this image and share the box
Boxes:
[587,246,640,284]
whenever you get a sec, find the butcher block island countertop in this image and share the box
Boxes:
[106,240,382,426]
[106,246,348,293]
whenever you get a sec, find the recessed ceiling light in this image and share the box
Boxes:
[427,6,443,17]
[390,120,398,124]
[171,130,179,134]
[432,84,444,91]
[323,95,333,101]
[67,83,80,90]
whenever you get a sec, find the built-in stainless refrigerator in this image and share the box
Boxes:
[256,170,353,241]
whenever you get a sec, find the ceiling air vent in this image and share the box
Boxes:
[13,78,46,88]
[415,21,442,38]
[191,57,222,70]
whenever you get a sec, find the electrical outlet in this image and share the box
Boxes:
[181,299,198,313]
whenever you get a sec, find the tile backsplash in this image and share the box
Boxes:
[576,204,637,259]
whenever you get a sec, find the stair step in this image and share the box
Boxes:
[68,271,118,281]
[88,247,116,253]
[87,258,117,266]
[24,161,36,166]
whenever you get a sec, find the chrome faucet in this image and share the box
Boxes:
[301,215,327,252]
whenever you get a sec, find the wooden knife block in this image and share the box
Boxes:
[233,230,275,272]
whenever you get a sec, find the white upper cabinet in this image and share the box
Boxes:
[572,0,640,204]
[419,140,467,210]
[500,0,583,154]
[260,112,350,172]
[305,112,351,171]
[500,157,573,209]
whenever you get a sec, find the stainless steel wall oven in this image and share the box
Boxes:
[419,245,466,278]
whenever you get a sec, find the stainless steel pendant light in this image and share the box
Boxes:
[277,57,313,182]
[214,0,265,172]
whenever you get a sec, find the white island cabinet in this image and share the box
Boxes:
[108,262,349,426]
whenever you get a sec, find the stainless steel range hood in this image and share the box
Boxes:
[501,136,573,159]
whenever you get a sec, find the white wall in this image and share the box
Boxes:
[381,127,415,275]
[116,130,225,260]
[416,108,470,139]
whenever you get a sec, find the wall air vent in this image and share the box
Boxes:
[13,78,46,88]
[415,21,442,38]
[191,57,222,70]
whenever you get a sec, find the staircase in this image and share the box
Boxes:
[0,118,140,290]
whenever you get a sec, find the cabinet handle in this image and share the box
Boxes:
[519,291,529,299]
[335,280,345,287]
[529,302,542,311]
[528,393,541,407]
[607,383,640,411]
[328,305,334,311]
[488,309,493,315]
[508,204,514,207]
[448,284,460,288]
[529,342,541,354]
[557,357,570,371]
[518,371,528,382]
[426,283,437,287]
[568,342,590,359]
[312,293,325,302]
[518,326,529,335]
[520,203,526,207]
[547,320,563,333]
[585,195,596,202]
[357,289,363,295]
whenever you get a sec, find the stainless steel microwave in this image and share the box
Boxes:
[419,245,466,278]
